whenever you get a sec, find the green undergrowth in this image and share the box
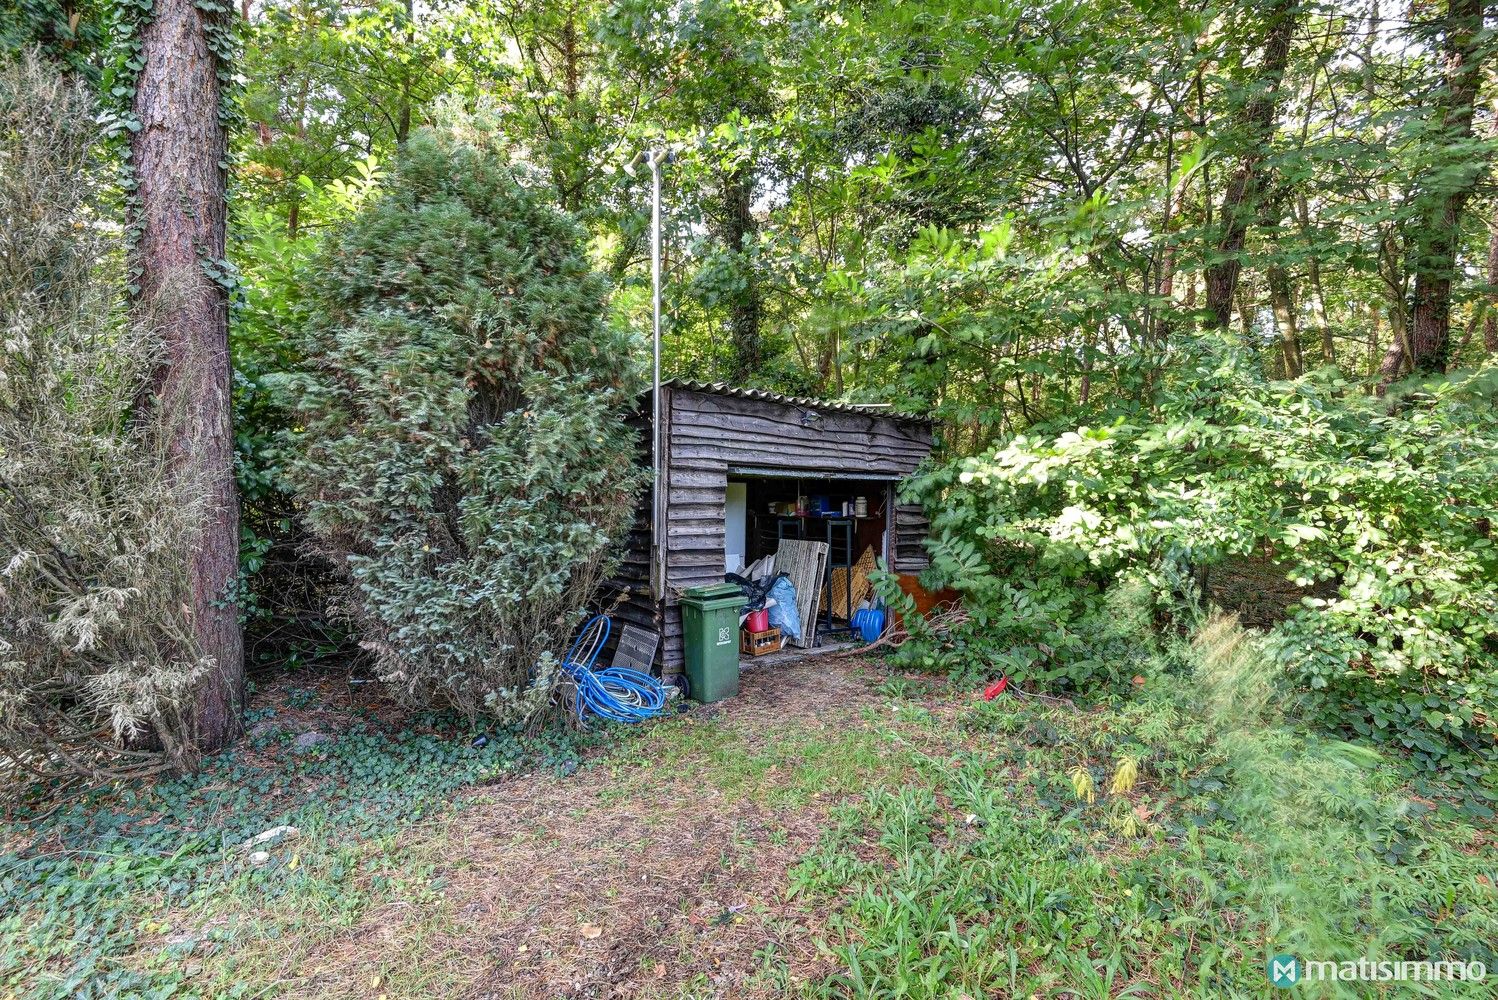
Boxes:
[603,708,929,811]
[787,618,1498,999]
[0,704,594,1000]
[4,635,1495,1000]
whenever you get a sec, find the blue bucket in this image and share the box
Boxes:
[852,607,885,643]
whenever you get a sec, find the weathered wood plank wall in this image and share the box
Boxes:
[657,387,933,673]
[598,411,659,649]
[893,503,931,572]
[599,385,935,674]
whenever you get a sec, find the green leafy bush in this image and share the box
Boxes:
[877,570,1157,694]
[286,128,645,723]
[900,341,1498,777]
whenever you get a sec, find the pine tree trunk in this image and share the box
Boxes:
[1203,0,1300,328]
[1382,0,1488,378]
[1486,218,1498,354]
[1378,296,1414,384]
[1408,269,1457,375]
[1268,265,1304,377]
[131,0,244,750]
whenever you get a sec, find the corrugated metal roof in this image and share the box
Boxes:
[661,379,928,423]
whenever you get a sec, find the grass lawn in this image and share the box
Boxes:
[3,622,1495,998]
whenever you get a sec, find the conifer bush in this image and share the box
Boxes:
[0,54,208,780]
[287,128,644,723]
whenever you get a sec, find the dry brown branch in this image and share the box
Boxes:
[832,601,970,657]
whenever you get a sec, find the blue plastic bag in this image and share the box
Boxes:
[765,575,801,642]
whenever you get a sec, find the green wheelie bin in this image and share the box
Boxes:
[680,583,743,702]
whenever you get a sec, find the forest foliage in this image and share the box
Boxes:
[1,0,1496,785]
[1,4,1496,995]
[896,345,1498,779]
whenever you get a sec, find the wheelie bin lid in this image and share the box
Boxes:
[682,583,744,607]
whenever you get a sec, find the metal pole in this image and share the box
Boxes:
[649,150,665,602]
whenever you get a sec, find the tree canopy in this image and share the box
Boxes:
[203,1,1495,429]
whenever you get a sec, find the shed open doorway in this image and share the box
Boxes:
[725,475,893,642]
[603,380,934,682]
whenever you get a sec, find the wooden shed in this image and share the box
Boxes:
[605,380,934,679]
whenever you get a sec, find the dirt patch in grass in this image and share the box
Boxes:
[1204,553,1337,628]
[242,667,418,741]
[276,655,894,999]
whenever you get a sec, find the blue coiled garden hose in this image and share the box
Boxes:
[560,615,669,724]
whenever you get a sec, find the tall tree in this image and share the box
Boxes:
[718,165,764,381]
[1267,263,1304,377]
[131,0,243,748]
[1203,0,1300,329]
[1381,0,1490,378]
[1485,214,1498,354]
